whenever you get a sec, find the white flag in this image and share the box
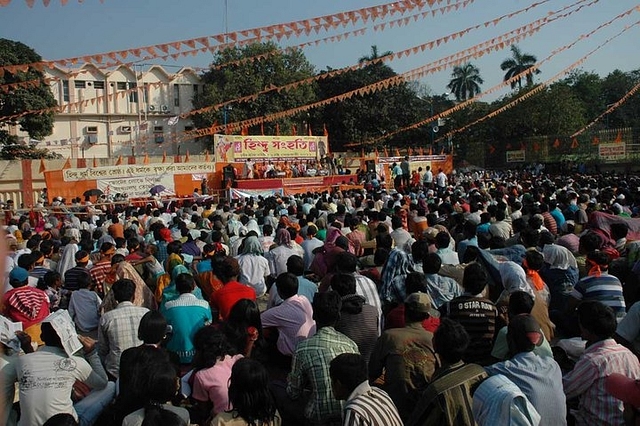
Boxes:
[168,116,179,126]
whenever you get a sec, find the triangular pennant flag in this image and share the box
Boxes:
[185,150,190,163]
[291,124,297,136]
[93,157,98,168]
[143,153,150,165]
[615,131,623,143]
[429,146,433,155]
[115,155,123,165]
[241,126,249,136]
[592,136,600,145]
[260,122,265,136]
[383,147,389,157]
[38,158,46,174]
[394,148,400,157]
[308,124,312,136]
[571,138,579,149]
[553,138,561,148]
[323,124,328,137]
[162,151,167,163]
[205,150,210,162]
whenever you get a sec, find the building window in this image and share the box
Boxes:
[184,125,194,132]
[129,82,138,103]
[154,125,164,133]
[116,82,127,90]
[74,80,86,89]
[143,84,149,104]
[62,80,70,102]
[193,84,199,95]
[173,84,180,107]
[94,81,105,90]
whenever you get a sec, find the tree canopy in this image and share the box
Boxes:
[500,45,541,89]
[192,41,316,136]
[447,63,483,101]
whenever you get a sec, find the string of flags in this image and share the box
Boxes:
[352,5,638,148]
[0,0,461,74]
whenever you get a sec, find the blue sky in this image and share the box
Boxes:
[1,0,639,104]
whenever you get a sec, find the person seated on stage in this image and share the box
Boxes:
[291,163,300,178]
[282,161,293,178]
[265,161,276,179]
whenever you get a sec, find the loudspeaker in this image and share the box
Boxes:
[222,166,236,187]
[365,160,376,173]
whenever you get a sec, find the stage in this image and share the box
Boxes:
[233,174,361,196]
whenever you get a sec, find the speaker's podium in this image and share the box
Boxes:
[222,165,237,188]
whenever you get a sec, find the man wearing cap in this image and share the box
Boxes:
[89,242,116,297]
[563,301,640,426]
[484,314,566,426]
[2,267,50,344]
[369,292,438,421]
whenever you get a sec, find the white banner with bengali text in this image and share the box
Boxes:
[63,162,216,182]
[230,188,283,199]
[97,175,175,198]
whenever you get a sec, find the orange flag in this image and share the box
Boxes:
[374,148,379,158]
[571,138,579,149]
[143,153,150,165]
[615,131,623,143]
[260,122,265,136]
[323,124,328,137]
[205,150,210,162]
[162,151,167,163]
[62,157,71,170]
[92,157,98,168]
[429,146,433,155]
[488,145,496,154]
[419,147,424,155]
[383,147,389,157]
[308,124,312,136]
[440,147,445,155]
[276,123,280,136]
[394,148,400,157]
[185,150,190,163]
[241,126,249,136]
[592,136,600,145]
[291,124,297,136]
[38,158,46,174]
[553,138,561,148]
[115,155,123,165]
[408,147,413,156]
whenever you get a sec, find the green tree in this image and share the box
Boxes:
[317,48,425,152]
[500,45,541,89]
[192,41,316,136]
[0,39,58,158]
[358,45,393,63]
[447,63,484,101]
[600,69,640,129]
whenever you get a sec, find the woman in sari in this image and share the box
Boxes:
[100,254,157,313]
[236,236,271,297]
[57,228,80,280]
[310,227,351,279]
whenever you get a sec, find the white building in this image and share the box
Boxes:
[12,64,205,159]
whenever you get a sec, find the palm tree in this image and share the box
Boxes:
[358,45,393,64]
[447,63,484,101]
[500,45,541,89]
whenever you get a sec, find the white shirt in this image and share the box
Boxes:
[236,254,271,297]
[423,170,433,183]
[436,172,448,188]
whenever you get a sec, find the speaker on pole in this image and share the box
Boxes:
[365,159,376,173]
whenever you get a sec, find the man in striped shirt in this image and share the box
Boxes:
[330,353,402,426]
[563,301,640,426]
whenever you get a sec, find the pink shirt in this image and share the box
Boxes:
[192,354,243,415]
[260,294,316,356]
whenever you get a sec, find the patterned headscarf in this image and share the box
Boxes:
[275,228,292,248]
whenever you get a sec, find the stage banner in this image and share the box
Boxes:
[599,143,626,162]
[506,150,526,162]
[214,134,328,162]
[97,174,175,198]
[230,188,283,199]
[62,162,217,182]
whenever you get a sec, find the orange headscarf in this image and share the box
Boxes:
[522,258,545,291]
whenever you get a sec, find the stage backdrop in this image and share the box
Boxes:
[214,134,328,162]
[376,155,453,185]
[44,162,217,200]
